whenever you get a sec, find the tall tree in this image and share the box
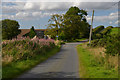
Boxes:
[45,14,63,39]
[45,6,90,40]
[63,6,89,40]
[29,26,36,39]
[2,19,21,40]
[63,7,89,40]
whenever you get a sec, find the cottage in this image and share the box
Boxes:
[17,29,50,39]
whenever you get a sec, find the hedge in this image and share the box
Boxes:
[93,25,104,34]
[100,26,113,35]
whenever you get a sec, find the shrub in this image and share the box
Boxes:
[100,26,113,35]
[88,34,120,56]
[105,34,120,56]
[92,26,113,39]
[92,25,104,39]
[88,39,99,47]
[2,38,56,66]
[95,33,102,39]
[93,25,104,34]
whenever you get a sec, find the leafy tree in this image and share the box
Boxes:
[45,14,63,39]
[29,26,36,39]
[63,6,90,40]
[2,19,21,40]
[45,6,90,40]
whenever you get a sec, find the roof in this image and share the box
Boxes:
[17,29,30,38]
[17,29,47,38]
[35,29,47,31]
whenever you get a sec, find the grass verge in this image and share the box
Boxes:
[2,46,61,79]
[65,38,87,43]
[76,43,118,78]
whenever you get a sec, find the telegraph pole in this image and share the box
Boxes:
[89,10,94,44]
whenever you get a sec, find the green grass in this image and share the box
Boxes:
[76,44,118,78]
[2,46,61,79]
[65,38,87,43]
[109,28,119,35]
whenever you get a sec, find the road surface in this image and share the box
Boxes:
[18,41,86,78]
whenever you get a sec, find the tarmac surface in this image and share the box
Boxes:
[18,41,87,78]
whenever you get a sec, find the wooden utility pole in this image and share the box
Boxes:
[89,10,94,44]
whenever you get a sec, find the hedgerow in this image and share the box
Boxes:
[88,34,120,56]
[100,26,113,35]
[2,38,55,66]
[93,25,104,34]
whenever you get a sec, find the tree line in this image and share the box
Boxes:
[1,19,36,40]
[1,19,21,40]
[1,6,90,40]
[45,6,90,41]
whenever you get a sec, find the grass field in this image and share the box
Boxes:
[2,46,61,79]
[109,27,119,35]
[76,43,118,78]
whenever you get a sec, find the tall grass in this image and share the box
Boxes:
[77,43,118,78]
[2,38,61,78]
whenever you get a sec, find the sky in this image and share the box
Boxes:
[1,0,120,29]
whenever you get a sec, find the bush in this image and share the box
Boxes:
[93,25,104,34]
[88,39,99,47]
[95,33,102,39]
[100,26,113,35]
[88,34,120,56]
[2,38,56,66]
[105,34,120,56]
[92,25,104,39]
[92,26,113,39]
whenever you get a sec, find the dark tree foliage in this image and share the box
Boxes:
[2,19,21,40]
[89,28,120,56]
[105,34,120,56]
[92,25,104,39]
[29,26,36,39]
[63,6,90,40]
[100,26,113,35]
[92,26,113,39]
[45,6,90,40]
[93,25,104,34]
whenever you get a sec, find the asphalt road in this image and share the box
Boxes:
[18,41,86,78]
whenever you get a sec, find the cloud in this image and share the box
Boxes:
[87,11,118,22]
[32,11,55,18]
[2,2,118,14]
[23,2,118,11]
[2,2,25,14]
[16,12,31,18]
[22,2,73,11]
[2,2,118,25]
[24,2,34,9]
[2,11,59,20]
[2,0,120,2]
[115,20,120,24]
[32,12,42,16]
[2,2,118,21]
[109,21,113,24]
